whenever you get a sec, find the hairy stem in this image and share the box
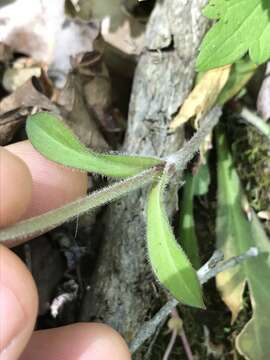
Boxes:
[165,107,221,171]
[0,166,162,246]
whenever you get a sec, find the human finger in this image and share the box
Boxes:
[0,245,38,360]
[6,140,88,220]
[0,147,32,228]
[20,323,131,360]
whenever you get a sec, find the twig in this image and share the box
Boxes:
[168,308,194,360]
[129,247,258,353]
[180,330,194,360]
[199,247,258,285]
[196,250,224,283]
[130,298,178,353]
[163,329,177,360]
[145,318,167,360]
[240,107,270,141]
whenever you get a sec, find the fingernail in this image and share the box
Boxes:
[0,284,26,351]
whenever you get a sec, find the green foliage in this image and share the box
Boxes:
[217,58,257,104]
[197,0,270,71]
[232,125,270,232]
[1,110,220,310]
[179,163,210,270]
[179,173,200,270]
[26,112,163,178]
[193,162,211,196]
[216,130,270,359]
[147,169,205,308]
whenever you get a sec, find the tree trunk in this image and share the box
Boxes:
[81,0,209,349]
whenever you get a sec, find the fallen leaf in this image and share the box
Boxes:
[0,77,57,115]
[0,0,98,83]
[2,58,42,92]
[56,51,109,150]
[0,70,57,144]
[170,65,231,131]
[65,0,146,76]
[0,111,24,145]
[216,130,270,359]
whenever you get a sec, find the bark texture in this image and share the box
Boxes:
[81,0,209,346]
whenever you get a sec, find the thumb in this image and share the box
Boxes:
[0,147,32,227]
[0,245,38,359]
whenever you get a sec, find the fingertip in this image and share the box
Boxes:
[6,141,88,218]
[21,323,131,360]
[88,323,131,360]
[0,245,38,359]
[0,147,32,227]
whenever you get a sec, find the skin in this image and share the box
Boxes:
[0,141,131,360]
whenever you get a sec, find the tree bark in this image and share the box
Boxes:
[81,0,209,348]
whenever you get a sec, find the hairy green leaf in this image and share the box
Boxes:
[197,0,270,71]
[26,112,163,178]
[216,130,270,359]
[147,170,205,308]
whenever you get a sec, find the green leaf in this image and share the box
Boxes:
[193,162,211,196]
[217,58,257,104]
[147,170,205,308]
[178,163,210,270]
[216,130,270,359]
[26,112,163,178]
[197,0,270,71]
[179,173,201,270]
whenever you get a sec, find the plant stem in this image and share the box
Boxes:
[180,330,194,360]
[165,107,221,171]
[198,247,258,285]
[0,166,162,246]
[129,247,258,353]
[163,329,177,360]
[1,107,221,246]
[240,107,270,141]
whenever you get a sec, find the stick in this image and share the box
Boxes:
[129,247,258,353]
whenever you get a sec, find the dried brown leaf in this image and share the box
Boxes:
[170,65,231,131]
[0,78,57,115]
[3,58,42,92]
[0,111,24,145]
[0,71,57,144]
[56,51,109,151]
